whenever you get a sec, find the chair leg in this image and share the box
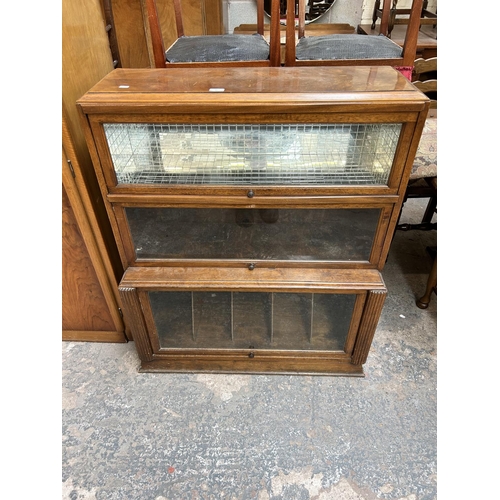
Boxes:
[421,196,437,224]
[371,0,381,29]
[416,256,437,309]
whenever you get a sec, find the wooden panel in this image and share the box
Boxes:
[120,287,154,359]
[62,183,122,337]
[62,0,114,147]
[111,0,151,68]
[139,357,365,375]
[62,0,129,341]
[62,0,120,282]
[77,67,423,105]
[351,289,387,365]
[120,266,386,291]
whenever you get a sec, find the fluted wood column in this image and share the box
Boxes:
[352,289,387,366]
[119,287,154,362]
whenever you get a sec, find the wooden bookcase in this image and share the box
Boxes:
[77,66,429,374]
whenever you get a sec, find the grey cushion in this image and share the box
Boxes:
[166,34,270,63]
[296,34,403,61]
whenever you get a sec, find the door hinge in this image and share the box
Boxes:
[67,159,76,178]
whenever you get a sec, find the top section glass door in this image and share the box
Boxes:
[103,122,402,187]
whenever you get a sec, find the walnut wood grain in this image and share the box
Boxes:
[62,183,120,335]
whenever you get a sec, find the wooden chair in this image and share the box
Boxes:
[285,0,423,72]
[372,0,437,38]
[416,252,436,309]
[101,0,121,68]
[397,55,437,231]
[396,128,437,309]
[412,56,437,108]
[144,0,282,67]
[396,56,437,308]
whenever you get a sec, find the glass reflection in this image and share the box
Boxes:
[151,290,355,351]
[104,123,401,186]
[126,207,380,262]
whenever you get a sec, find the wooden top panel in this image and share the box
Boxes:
[120,266,386,292]
[77,67,428,112]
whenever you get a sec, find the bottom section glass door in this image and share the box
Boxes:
[149,291,356,352]
[119,267,387,374]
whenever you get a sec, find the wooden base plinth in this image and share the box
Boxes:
[138,357,365,376]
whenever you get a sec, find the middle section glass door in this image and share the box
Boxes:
[124,207,381,262]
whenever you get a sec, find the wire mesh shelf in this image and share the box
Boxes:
[103,123,402,186]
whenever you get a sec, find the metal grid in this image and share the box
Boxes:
[103,123,402,186]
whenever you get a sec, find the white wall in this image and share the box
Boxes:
[223,0,437,34]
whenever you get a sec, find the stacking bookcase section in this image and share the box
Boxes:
[119,267,387,375]
[121,206,386,267]
[77,67,429,271]
[77,66,429,375]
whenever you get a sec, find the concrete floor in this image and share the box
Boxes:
[62,199,437,500]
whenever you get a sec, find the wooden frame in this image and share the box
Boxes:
[63,117,127,342]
